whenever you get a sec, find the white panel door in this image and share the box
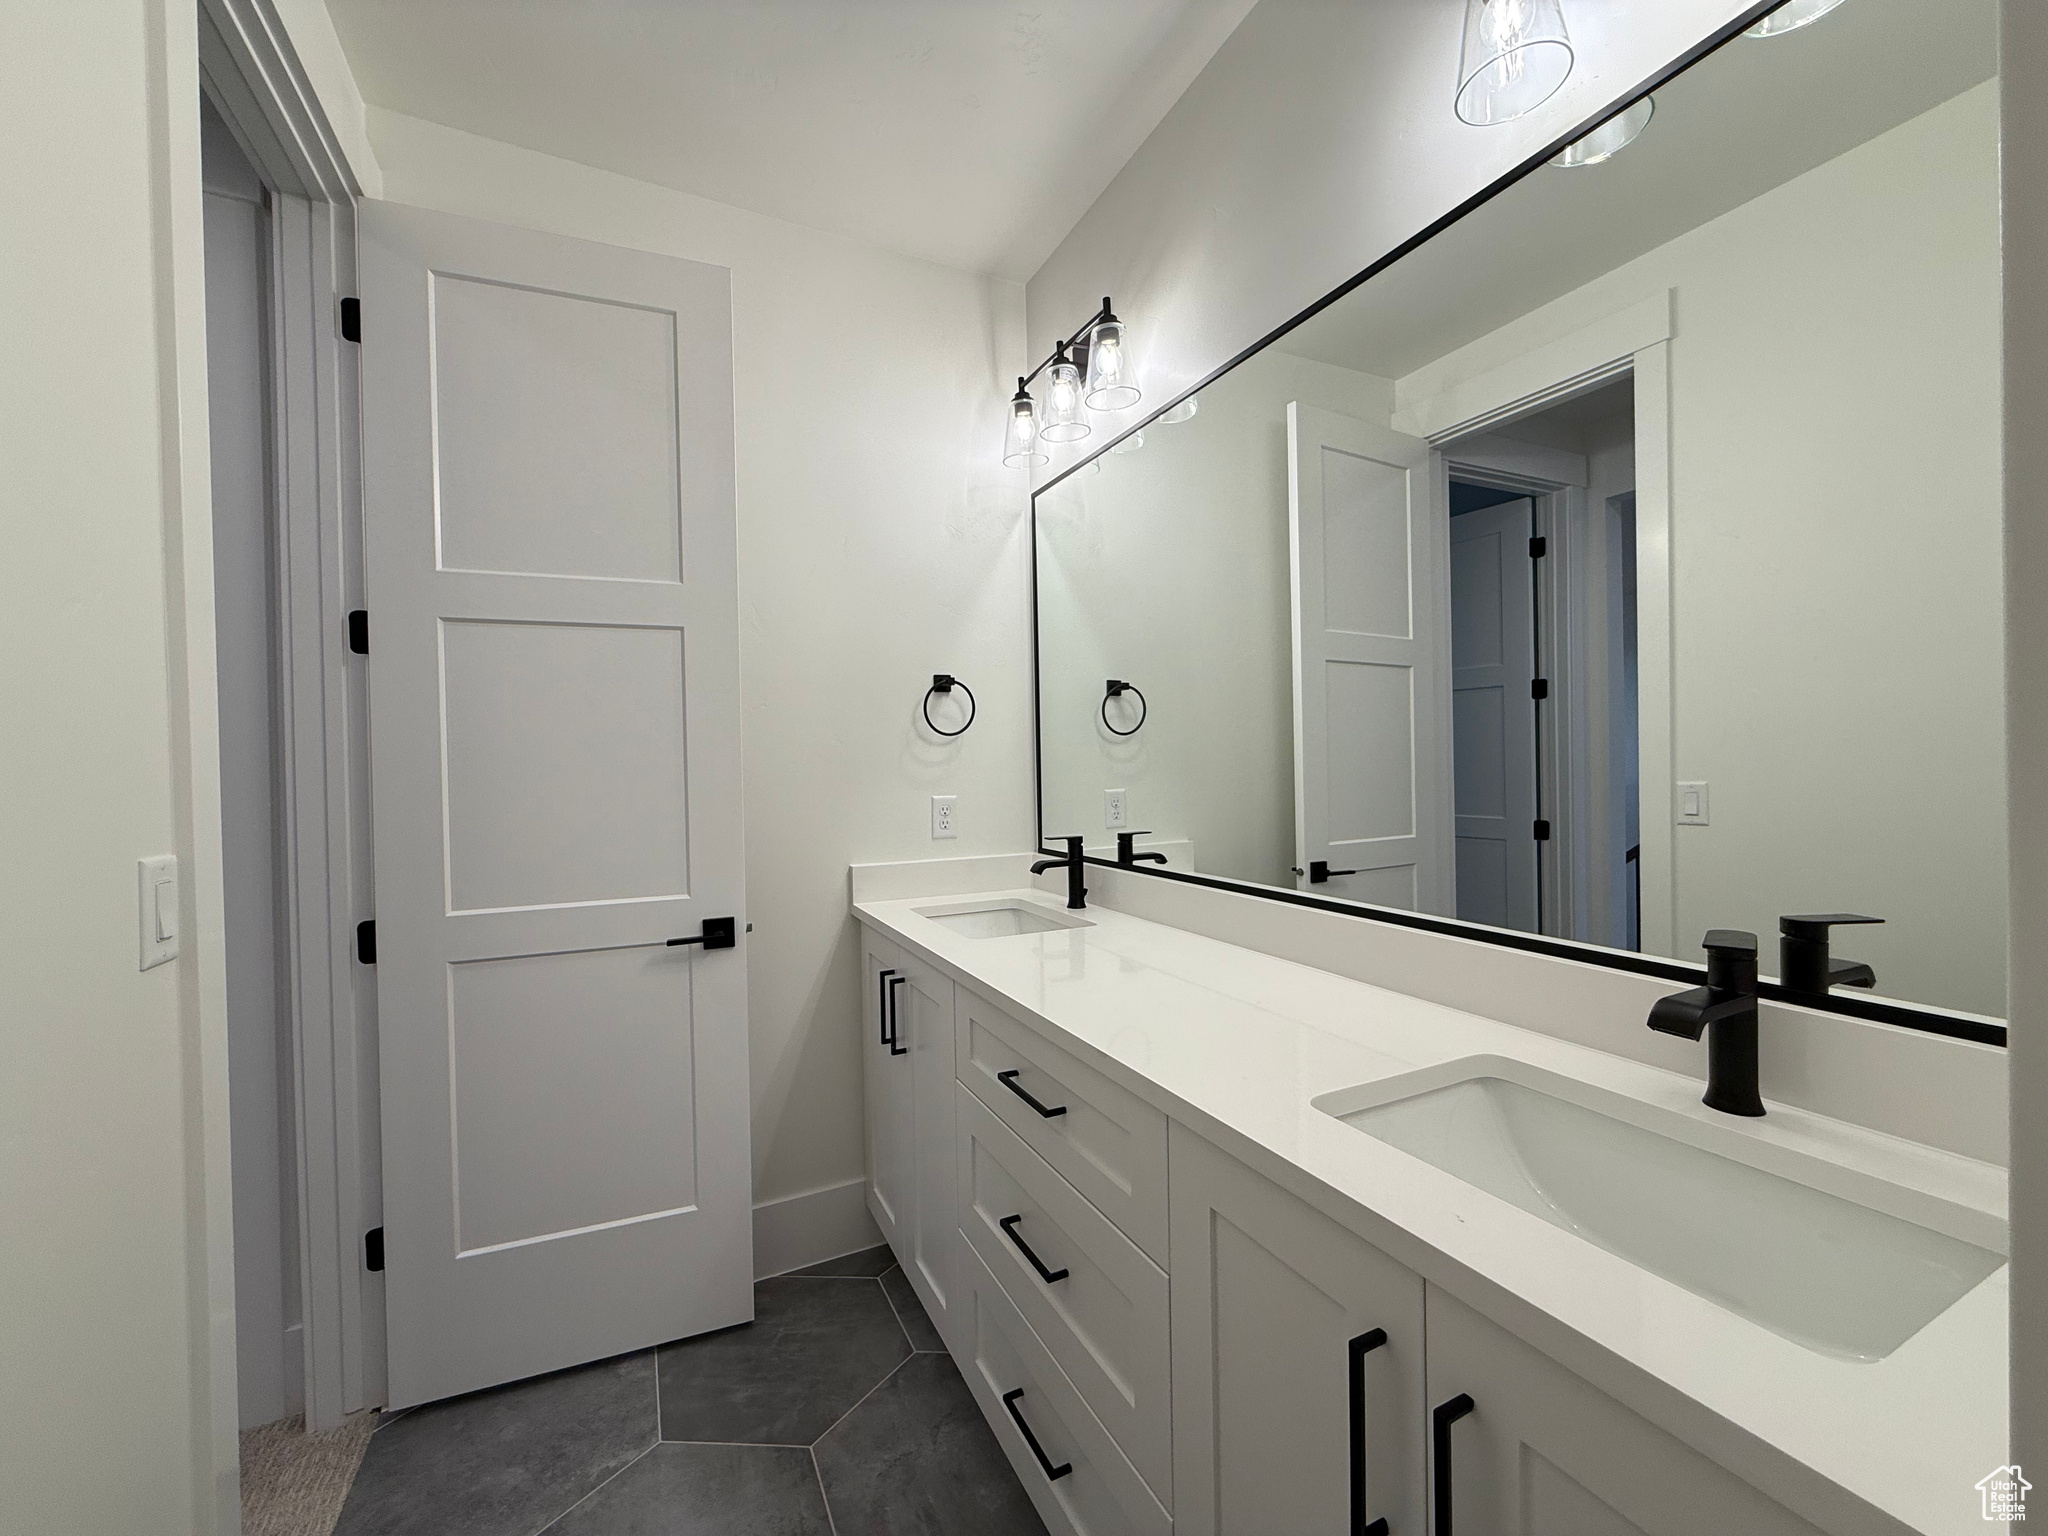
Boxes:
[1289,402,1453,915]
[1449,498,1540,931]
[1170,1125,1428,1536]
[360,202,750,1408]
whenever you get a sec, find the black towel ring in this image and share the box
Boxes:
[1101,679,1147,737]
[924,674,976,738]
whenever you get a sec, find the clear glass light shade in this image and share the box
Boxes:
[1084,316,1142,411]
[1158,395,1200,425]
[1745,0,1849,37]
[1456,0,1574,126]
[1110,431,1145,455]
[1550,96,1653,168]
[1040,358,1090,443]
[1002,388,1047,468]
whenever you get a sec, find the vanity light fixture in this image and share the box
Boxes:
[1003,379,1047,468]
[1456,0,1574,126]
[1745,0,1849,38]
[1550,95,1653,167]
[1110,431,1146,455]
[1000,297,1144,465]
[1158,395,1199,425]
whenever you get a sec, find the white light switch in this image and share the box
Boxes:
[139,855,179,970]
[1677,781,1710,826]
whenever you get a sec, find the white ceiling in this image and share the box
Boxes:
[322,0,1258,279]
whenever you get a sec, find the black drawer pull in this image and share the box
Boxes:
[1350,1328,1389,1536]
[999,1214,1070,1284]
[886,975,908,1057]
[1433,1392,1475,1536]
[997,1068,1067,1118]
[1001,1388,1072,1481]
[877,969,896,1047]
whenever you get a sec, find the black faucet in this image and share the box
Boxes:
[1031,835,1088,910]
[1116,831,1167,868]
[1648,929,1764,1117]
[1779,913,1882,997]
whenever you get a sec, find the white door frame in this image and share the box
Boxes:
[198,0,379,1432]
[1394,293,1677,956]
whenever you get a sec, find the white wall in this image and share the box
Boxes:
[1036,348,1390,884]
[1,4,236,1533]
[365,109,1035,1220]
[2002,0,2048,1479]
[1025,0,1761,468]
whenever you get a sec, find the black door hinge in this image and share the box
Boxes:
[348,609,369,655]
[364,1227,385,1272]
[1529,535,1547,559]
[356,919,377,964]
[340,296,361,343]
[1531,678,1549,700]
[1534,819,1552,841]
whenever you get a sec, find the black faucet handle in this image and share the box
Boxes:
[1063,834,1085,859]
[1701,929,1758,955]
[1779,913,1884,939]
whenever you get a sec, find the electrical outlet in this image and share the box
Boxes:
[931,795,958,840]
[1104,788,1128,829]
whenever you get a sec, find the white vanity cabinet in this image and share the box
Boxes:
[1423,1286,1827,1536]
[859,928,960,1344]
[1168,1122,1428,1536]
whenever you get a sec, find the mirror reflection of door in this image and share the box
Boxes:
[1449,490,1539,932]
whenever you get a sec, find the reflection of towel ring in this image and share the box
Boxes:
[923,674,976,738]
[1101,679,1147,737]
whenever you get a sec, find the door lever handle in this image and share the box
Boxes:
[666,917,737,950]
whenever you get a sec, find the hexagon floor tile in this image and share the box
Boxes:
[655,1274,911,1444]
[327,1259,1039,1535]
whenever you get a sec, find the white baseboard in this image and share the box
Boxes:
[752,1177,885,1279]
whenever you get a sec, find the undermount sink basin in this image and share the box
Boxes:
[914,899,1092,939]
[1313,1058,2004,1361]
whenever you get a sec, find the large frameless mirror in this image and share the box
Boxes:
[1033,0,2005,1030]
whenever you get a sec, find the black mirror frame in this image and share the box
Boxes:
[1026,0,2005,1051]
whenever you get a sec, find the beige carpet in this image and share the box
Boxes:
[239,1413,377,1536]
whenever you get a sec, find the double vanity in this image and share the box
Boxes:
[851,859,2005,1536]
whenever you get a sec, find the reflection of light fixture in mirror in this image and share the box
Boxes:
[1040,342,1090,443]
[1158,395,1199,425]
[1003,377,1047,468]
[1456,0,1574,126]
[1745,0,1848,37]
[1110,432,1145,455]
[1085,304,1141,411]
[1550,96,1653,168]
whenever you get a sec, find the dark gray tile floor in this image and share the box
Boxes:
[333,1247,1046,1536]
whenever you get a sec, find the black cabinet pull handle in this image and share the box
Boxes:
[1432,1393,1475,1536]
[1349,1328,1389,1536]
[1001,1388,1072,1481]
[999,1214,1070,1284]
[877,969,897,1047]
[997,1068,1067,1118]
[886,975,908,1056]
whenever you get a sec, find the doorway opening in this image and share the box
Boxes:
[1443,375,1639,948]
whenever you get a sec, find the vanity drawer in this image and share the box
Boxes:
[957,986,1169,1263]
[958,1084,1172,1504]
[962,1242,1172,1536]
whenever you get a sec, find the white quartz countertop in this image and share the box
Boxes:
[853,886,2007,1536]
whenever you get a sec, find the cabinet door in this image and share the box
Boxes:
[860,928,911,1252]
[897,948,959,1343]
[1171,1125,1426,1536]
[1424,1285,1827,1536]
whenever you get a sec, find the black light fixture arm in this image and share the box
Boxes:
[1018,297,1116,390]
